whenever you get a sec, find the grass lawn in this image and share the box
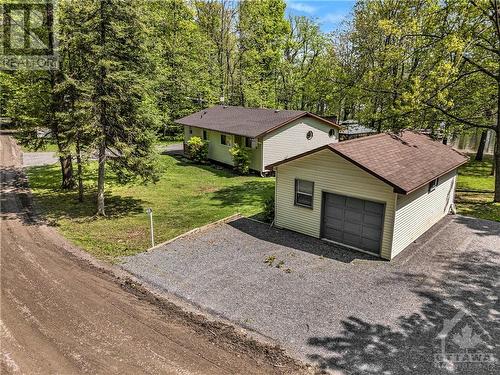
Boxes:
[27,154,274,262]
[455,155,499,222]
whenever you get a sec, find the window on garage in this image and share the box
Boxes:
[428,178,439,192]
[295,179,314,208]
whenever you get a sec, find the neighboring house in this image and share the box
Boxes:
[267,131,468,260]
[339,120,377,141]
[175,105,340,174]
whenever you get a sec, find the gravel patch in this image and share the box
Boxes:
[122,215,500,374]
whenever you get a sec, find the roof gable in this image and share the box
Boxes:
[174,105,339,138]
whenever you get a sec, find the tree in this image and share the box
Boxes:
[194,0,239,104]
[345,0,500,201]
[3,0,76,190]
[278,16,326,110]
[72,0,160,215]
[143,0,217,136]
[238,0,289,107]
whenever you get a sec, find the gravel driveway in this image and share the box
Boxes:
[122,215,500,374]
[22,151,58,167]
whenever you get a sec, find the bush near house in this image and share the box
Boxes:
[229,144,250,174]
[186,136,208,163]
[262,195,275,223]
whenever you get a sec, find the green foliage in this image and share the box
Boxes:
[229,144,250,174]
[262,194,275,223]
[238,0,289,107]
[186,136,208,163]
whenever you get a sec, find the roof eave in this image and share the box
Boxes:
[400,158,469,195]
[175,122,260,138]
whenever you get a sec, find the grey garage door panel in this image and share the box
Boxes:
[322,193,384,255]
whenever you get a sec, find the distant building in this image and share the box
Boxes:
[339,120,376,141]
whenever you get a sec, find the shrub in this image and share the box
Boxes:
[186,136,208,163]
[229,144,250,174]
[262,195,275,223]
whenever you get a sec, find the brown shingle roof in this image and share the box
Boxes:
[174,105,339,138]
[268,131,469,194]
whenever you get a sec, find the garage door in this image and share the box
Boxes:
[321,193,384,254]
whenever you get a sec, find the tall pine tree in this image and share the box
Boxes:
[72,0,160,215]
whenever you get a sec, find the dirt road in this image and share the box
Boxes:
[0,134,305,375]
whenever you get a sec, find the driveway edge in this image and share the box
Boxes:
[146,212,242,252]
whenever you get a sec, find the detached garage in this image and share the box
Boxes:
[268,131,468,260]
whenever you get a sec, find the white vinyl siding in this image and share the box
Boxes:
[391,170,457,258]
[275,149,397,259]
[262,117,338,171]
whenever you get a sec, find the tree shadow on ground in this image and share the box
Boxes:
[210,181,275,208]
[306,248,500,374]
[454,215,500,236]
[30,190,144,224]
[1,165,144,226]
[170,153,263,179]
[228,218,379,263]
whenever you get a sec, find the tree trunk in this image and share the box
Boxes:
[47,3,74,190]
[495,83,500,201]
[96,141,106,215]
[76,136,84,203]
[475,130,488,161]
[59,155,75,190]
[96,0,107,215]
[494,131,500,202]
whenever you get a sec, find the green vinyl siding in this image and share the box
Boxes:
[184,126,263,172]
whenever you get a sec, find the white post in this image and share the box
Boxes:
[146,208,154,247]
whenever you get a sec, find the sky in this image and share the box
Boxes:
[285,1,356,33]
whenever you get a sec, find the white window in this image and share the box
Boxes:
[328,129,336,138]
[295,179,314,208]
[428,178,439,192]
